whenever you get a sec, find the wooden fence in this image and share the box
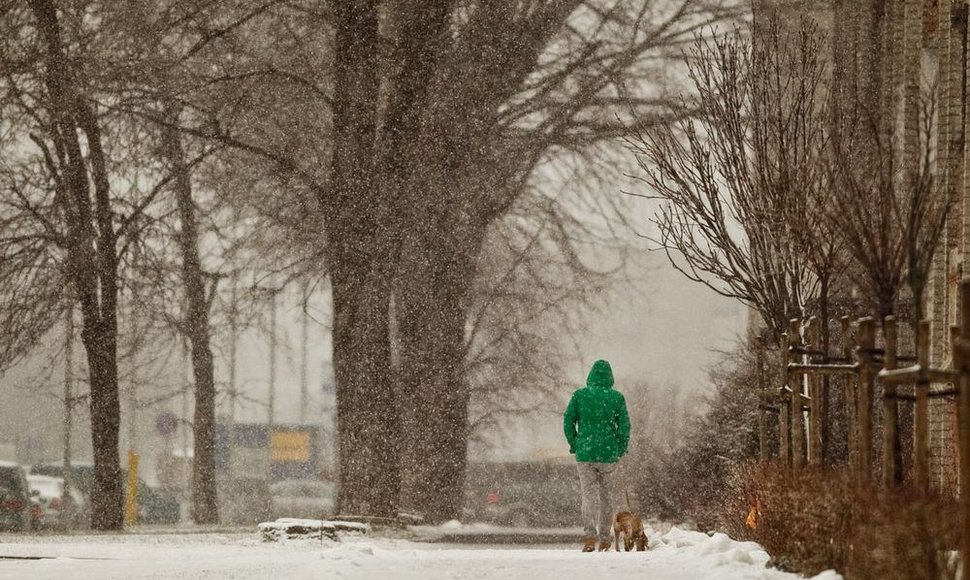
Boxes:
[756,279,970,580]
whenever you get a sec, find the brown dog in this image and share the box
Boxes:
[612,511,647,552]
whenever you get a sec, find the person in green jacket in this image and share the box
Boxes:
[563,359,631,552]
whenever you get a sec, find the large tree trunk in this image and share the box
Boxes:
[80,103,124,532]
[165,117,219,524]
[81,319,123,530]
[330,262,399,517]
[326,0,400,518]
[396,225,485,522]
[78,102,124,531]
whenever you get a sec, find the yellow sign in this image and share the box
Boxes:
[271,431,311,462]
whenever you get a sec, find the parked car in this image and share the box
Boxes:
[29,463,179,525]
[26,474,86,529]
[218,477,272,525]
[269,479,335,520]
[0,461,31,531]
[463,461,581,528]
[132,480,180,525]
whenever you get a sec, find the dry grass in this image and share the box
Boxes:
[714,461,960,579]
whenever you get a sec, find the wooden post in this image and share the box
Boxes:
[757,337,768,460]
[808,317,823,464]
[842,317,856,469]
[882,316,899,488]
[857,318,876,482]
[958,280,970,580]
[780,332,791,467]
[914,320,930,495]
[790,319,805,470]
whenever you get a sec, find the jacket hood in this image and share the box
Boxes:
[586,360,614,389]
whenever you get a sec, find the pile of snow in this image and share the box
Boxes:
[439,519,463,530]
[258,518,369,542]
[652,527,771,567]
[650,526,841,578]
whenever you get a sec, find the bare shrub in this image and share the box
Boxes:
[629,337,775,528]
[722,462,959,579]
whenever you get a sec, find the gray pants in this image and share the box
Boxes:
[577,462,616,541]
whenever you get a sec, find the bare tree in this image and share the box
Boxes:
[384,0,747,521]
[12,0,128,529]
[160,108,221,524]
[827,94,948,322]
[464,196,620,448]
[626,17,829,340]
[0,0,218,529]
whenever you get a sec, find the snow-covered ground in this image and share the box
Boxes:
[0,525,841,580]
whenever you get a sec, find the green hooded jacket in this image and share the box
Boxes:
[563,360,631,463]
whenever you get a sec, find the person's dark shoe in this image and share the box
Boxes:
[582,537,596,552]
[598,539,611,552]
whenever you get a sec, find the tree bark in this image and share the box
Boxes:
[164,114,219,525]
[330,262,399,517]
[326,0,400,518]
[80,100,124,531]
[396,224,485,522]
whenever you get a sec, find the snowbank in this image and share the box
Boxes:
[649,526,840,579]
[653,527,770,566]
[0,525,843,580]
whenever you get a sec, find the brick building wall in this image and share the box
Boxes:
[927,0,967,494]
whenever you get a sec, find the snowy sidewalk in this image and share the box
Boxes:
[0,526,841,580]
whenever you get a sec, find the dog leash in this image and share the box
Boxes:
[620,460,631,511]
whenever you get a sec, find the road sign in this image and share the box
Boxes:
[156,411,179,437]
